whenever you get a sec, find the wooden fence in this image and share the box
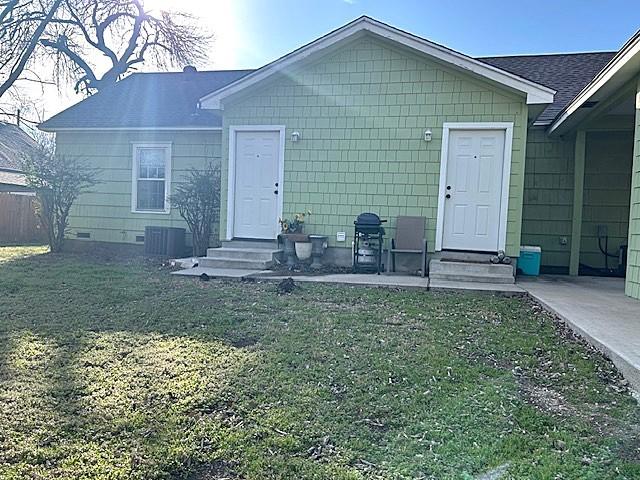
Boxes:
[0,193,46,245]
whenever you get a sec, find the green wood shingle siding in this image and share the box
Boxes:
[522,128,633,272]
[56,130,220,244]
[221,35,528,256]
[627,81,640,299]
[582,131,633,269]
[522,128,575,269]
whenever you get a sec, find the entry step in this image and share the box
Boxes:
[429,258,514,284]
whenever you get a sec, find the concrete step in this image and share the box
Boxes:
[222,239,279,249]
[429,258,514,284]
[199,257,273,270]
[429,272,515,284]
[437,251,497,263]
[206,247,280,262]
[430,259,513,276]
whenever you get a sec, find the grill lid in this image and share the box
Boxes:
[354,212,385,225]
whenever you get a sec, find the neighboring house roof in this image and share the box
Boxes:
[480,52,616,126]
[547,29,640,134]
[39,69,253,131]
[0,122,37,187]
[200,16,555,110]
[0,170,28,187]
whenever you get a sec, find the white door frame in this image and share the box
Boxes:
[226,125,286,240]
[435,122,514,252]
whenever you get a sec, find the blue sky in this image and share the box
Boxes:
[216,0,640,69]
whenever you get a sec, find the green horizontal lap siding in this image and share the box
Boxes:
[522,129,575,269]
[581,131,633,269]
[627,81,640,299]
[220,35,528,256]
[56,130,221,244]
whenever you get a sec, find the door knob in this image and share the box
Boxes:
[445,194,451,199]
[275,182,279,187]
[446,185,452,190]
[274,190,279,195]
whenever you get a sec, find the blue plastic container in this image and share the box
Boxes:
[519,246,541,276]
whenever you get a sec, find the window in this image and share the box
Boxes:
[132,143,171,213]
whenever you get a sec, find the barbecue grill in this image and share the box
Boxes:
[353,212,386,274]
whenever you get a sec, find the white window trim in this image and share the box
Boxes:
[435,122,514,253]
[131,142,172,214]
[226,126,286,240]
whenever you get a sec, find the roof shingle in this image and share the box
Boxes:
[39,69,253,131]
[0,122,37,172]
[479,52,616,124]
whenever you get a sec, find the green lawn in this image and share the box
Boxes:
[0,246,638,479]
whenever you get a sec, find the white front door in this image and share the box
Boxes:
[442,129,506,252]
[233,130,280,239]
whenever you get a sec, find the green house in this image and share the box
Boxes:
[40,16,640,300]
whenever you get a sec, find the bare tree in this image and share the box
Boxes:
[21,134,101,252]
[0,0,210,98]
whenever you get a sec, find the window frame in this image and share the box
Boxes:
[131,142,172,214]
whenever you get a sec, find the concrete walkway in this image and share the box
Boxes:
[171,266,526,293]
[519,276,640,392]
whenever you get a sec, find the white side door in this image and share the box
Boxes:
[233,130,280,239]
[442,129,506,252]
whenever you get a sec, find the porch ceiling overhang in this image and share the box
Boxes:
[199,16,555,111]
[548,29,640,136]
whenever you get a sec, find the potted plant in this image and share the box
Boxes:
[279,211,312,264]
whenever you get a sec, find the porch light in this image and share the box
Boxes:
[424,129,432,142]
[291,131,301,142]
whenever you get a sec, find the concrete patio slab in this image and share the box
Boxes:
[171,266,267,279]
[519,275,640,392]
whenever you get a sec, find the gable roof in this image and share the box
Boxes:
[199,16,555,110]
[43,17,630,132]
[0,122,37,172]
[480,52,616,126]
[39,69,253,131]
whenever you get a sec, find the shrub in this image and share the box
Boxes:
[170,163,221,256]
[21,136,100,253]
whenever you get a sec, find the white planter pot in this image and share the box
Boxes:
[295,241,313,260]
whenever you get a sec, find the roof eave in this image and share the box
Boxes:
[548,29,640,136]
[200,16,555,110]
[38,125,223,132]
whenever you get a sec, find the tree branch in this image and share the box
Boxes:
[0,0,63,98]
[40,35,98,91]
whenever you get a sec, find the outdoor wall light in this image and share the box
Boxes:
[291,131,301,142]
[424,129,432,142]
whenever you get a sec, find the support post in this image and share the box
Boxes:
[626,77,640,299]
[569,130,586,276]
